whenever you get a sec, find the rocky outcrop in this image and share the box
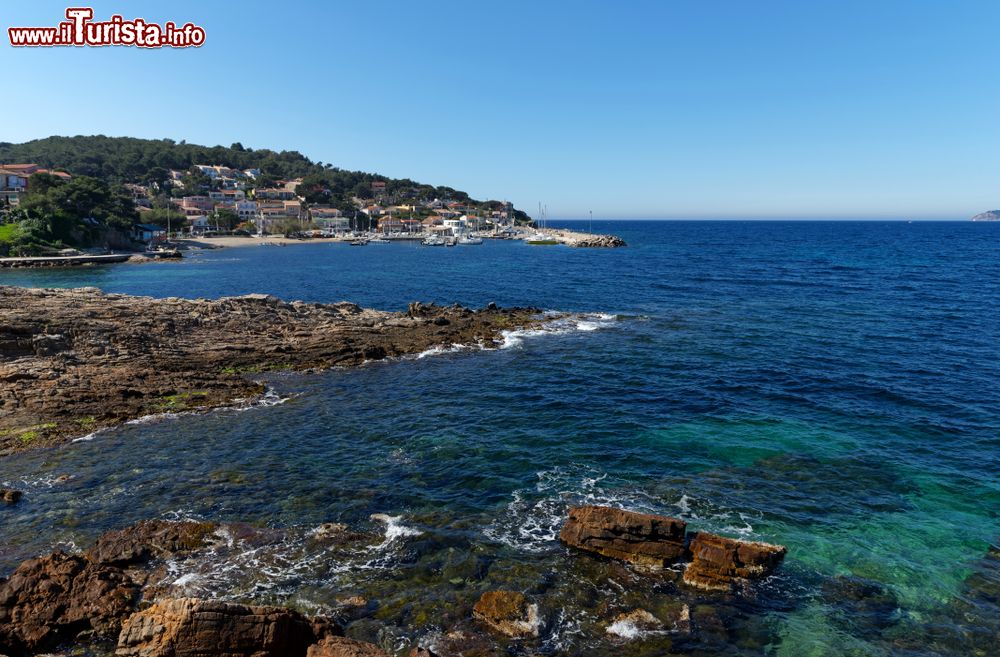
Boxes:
[472,590,540,638]
[87,519,218,567]
[306,636,389,657]
[559,506,786,592]
[572,235,627,248]
[0,488,21,504]
[682,532,786,593]
[115,598,335,657]
[408,648,439,657]
[0,286,543,454]
[971,210,1000,221]
[559,505,687,567]
[605,609,664,638]
[0,552,140,655]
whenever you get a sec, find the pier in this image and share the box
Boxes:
[0,253,134,268]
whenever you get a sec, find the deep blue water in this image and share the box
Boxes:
[2,221,999,656]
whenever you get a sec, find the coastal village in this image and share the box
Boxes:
[2,162,513,241]
[1,159,624,262]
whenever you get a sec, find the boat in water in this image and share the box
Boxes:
[457,235,483,245]
[368,237,390,244]
[526,233,558,245]
[421,236,446,246]
[349,239,368,246]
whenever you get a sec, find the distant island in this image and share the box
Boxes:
[971,210,1000,221]
[0,135,532,256]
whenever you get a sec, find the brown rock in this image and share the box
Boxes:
[0,552,139,654]
[87,520,216,566]
[408,648,439,657]
[0,488,21,504]
[559,505,687,568]
[88,520,218,566]
[306,636,388,657]
[115,597,333,657]
[682,532,787,592]
[472,590,539,638]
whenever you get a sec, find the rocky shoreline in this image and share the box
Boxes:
[0,286,544,455]
[0,507,788,657]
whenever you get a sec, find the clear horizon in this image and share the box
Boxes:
[2,1,999,220]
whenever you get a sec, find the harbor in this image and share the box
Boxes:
[172,225,625,250]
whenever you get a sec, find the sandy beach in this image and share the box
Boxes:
[171,235,350,249]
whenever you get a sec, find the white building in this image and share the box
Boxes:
[235,201,258,222]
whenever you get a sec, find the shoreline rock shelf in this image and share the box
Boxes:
[559,505,787,592]
[0,512,790,656]
[0,286,544,455]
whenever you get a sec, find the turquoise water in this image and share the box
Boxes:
[1,221,998,655]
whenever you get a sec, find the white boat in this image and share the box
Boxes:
[421,236,446,246]
[457,235,483,245]
[368,237,390,244]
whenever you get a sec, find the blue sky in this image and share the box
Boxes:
[2,1,998,219]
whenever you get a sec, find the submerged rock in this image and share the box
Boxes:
[606,609,664,639]
[0,552,139,655]
[115,597,335,657]
[307,636,389,657]
[821,575,901,638]
[682,532,786,592]
[472,590,540,638]
[559,505,687,568]
[0,488,22,504]
[87,519,218,566]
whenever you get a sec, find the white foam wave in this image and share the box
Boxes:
[370,513,423,545]
[413,343,470,359]
[606,618,647,640]
[499,312,618,350]
[483,465,661,553]
[484,466,765,554]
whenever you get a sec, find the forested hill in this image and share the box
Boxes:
[0,135,483,205]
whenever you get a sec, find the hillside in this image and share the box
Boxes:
[970,210,1000,221]
[0,135,512,210]
[0,136,529,255]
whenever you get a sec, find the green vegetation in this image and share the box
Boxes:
[0,222,22,243]
[0,422,59,445]
[0,173,137,256]
[156,391,209,411]
[0,135,533,226]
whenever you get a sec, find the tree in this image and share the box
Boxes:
[213,208,240,230]
[181,169,211,196]
[15,174,137,243]
[143,166,171,192]
[296,173,332,204]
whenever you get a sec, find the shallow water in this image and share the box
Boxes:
[2,221,999,655]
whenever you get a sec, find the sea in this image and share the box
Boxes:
[1,220,998,656]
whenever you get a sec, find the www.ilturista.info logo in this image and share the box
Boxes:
[8,7,205,48]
